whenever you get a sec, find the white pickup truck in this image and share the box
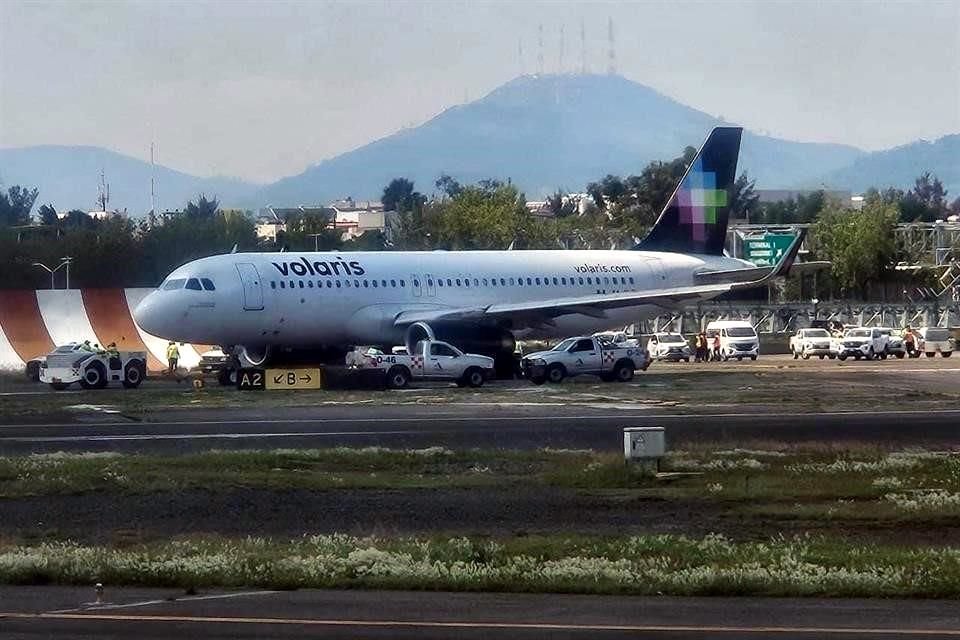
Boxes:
[521,335,651,384]
[366,340,495,389]
[834,327,890,361]
[39,343,148,390]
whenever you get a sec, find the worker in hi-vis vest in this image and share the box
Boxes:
[166,341,180,376]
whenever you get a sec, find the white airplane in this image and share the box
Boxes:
[133,126,802,370]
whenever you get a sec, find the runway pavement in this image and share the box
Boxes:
[1,404,960,454]
[2,586,959,639]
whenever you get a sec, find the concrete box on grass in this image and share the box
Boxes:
[623,426,666,461]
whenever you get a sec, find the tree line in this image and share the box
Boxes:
[1,144,957,298]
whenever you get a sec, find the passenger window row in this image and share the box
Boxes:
[269,275,637,291]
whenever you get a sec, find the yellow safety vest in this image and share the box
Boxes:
[167,344,180,359]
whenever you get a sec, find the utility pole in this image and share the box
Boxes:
[61,256,73,289]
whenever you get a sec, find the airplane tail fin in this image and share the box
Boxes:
[635,126,742,256]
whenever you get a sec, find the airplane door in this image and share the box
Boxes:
[411,274,422,298]
[425,274,437,297]
[235,263,264,311]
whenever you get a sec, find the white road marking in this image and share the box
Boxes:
[0,430,423,443]
[47,590,280,614]
[3,408,960,431]
[3,611,959,635]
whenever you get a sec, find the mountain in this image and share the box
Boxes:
[254,74,866,205]
[817,134,960,196]
[0,145,258,215]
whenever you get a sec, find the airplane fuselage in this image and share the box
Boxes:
[133,249,752,349]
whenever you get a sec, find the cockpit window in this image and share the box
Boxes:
[200,278,215,291]
[185,278,202,291]
[162,278,186,291]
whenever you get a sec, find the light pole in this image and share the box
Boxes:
[61,257,73,289]
[32,258,71,289]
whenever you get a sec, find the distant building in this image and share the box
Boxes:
[257,200,395,243]
[755,189,852,204]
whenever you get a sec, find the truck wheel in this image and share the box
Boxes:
[546,364,566,384]
[828,354,836,360]
[386,366,411,389]
[838,354,847,361]
[463,367,485,388]
[529,375,546,386]
[49,382,70,391]
[895,352,905,359]
[879,350,888,360]
[736,356,743,362]
[79,361,107,390]
[612,360,634,382]
[122,360,145,389]
[925,352,935,358]
[801,351,810,360]
[750,355,757,361]
[942,351,952,358]
[683,357,690,363]
[818,355,825,360]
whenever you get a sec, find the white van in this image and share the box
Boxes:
[705,320,760,361]
[917,327,954,358]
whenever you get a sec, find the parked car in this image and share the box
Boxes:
[647,332,692,362]
[916,327,954,358]
[705,320,759,361]
[834,327,890,361]
[876,328,907,359]
[592,331,641,348]
[789,328,836,360]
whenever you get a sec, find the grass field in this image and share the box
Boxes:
[2,533,959,598]
[1,444,959,596]
[2,446,958,516]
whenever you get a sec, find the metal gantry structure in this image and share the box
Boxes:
[635,299,960,336]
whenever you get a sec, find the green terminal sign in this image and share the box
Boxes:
[743,233,797,267]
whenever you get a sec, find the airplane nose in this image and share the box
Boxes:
[133,291,169,337]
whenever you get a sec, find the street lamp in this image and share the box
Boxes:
[60,257,73,289]
[32,257,72,289]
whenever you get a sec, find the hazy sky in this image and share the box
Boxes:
[1,0,958,183]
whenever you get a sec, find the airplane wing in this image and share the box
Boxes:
[394,231,805,328]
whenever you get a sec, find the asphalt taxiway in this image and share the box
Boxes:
[1,404,959,454]
[2,586,959,639]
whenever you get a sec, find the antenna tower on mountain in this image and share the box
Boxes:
[537,24,544,75]
[607,17,616,75]
[96,169,110,212]
[558,25,565,73]
[150,142,159,215]
[580,19,587,74]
